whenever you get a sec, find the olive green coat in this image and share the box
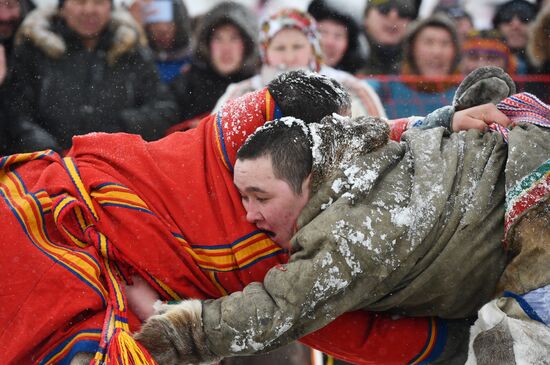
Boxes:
[201,120,549,358]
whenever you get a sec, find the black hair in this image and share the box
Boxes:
[493,0,537,28]
[267,70,351,125]
[237,119,312,194]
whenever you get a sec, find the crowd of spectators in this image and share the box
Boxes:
[0,0,548,364]
[1,0,549,157]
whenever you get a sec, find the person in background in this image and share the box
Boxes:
[435,5,474,43]
[0,0,33,155]
[525,4,550,103]
[0,0,32,55]
[373,14,461,119]
[359,0,416,76]
[215,8,386,119]
[307,0,367,74]
[492,0,537,74]
[460,29,517,75]
[140,0,192,83]
[5,0,178,153]
[169,1,259,131]
[536,0,550,11]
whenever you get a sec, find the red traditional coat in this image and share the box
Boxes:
[0,90,443,364]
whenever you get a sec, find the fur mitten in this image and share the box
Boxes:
[134,300,221,365]
[453,66,516,111]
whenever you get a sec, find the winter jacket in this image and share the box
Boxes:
[215,64,387,118]
[146,0,192,83]
[372,79,458,119]
[0,0,34,155]
[170,2,259,122]
[5,7,178,152]
[372,14,461,119]
[525,5,550,103]
[198,95,550,361]
[0,84,9,154]
[358,40,403,76]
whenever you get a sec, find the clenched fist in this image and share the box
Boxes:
[134,300,221,365]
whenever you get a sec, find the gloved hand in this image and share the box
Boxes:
[418,66,516,133]
[134,300,221,365]
[453,66,516,111]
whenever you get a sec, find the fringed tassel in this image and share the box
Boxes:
[105,329,158,365]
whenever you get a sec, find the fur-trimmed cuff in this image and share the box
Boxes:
[414,105,455,133]
[134,300,221,365]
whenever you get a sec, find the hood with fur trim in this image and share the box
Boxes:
[527,5,550,68]
[402,13,461,75]
[15,6,147,65]
[307,0,368,73]
[192,1,259,77]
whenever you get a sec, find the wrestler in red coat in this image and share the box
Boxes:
[0,71,443,365]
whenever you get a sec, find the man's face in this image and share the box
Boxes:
[364,5,413,46]
[146,21,176,51]
[498,16,530,51]
[61,0,111,41]
[209,23,245,76]
[234,155,311,248]
[413,26,455,76]
[0,0,21,40]
[317,19,348,67]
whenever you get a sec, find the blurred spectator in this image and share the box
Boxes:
[215,8,386,118]
[536,0,550,10]
[141,0,192,83]
[460,29,517,75]
[525,4,550,102]
[5,0,178,152]
[1,43,8,155]
[435,5,474,42]
[359,0,416,75]
[0,0,32,54]
[0,0,33,155]
[493,0,537,74]
[373,14,460,119]
[169,1,259,130]
[307,0,368,74]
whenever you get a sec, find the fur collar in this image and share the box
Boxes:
[15,6,148,65]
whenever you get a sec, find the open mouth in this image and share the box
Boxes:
[261,229,276,238]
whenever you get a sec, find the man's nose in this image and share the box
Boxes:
[245,206,262,224]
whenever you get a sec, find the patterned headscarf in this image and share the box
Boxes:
[259,8,323,72]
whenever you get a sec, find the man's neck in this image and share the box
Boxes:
[81,37,99,51]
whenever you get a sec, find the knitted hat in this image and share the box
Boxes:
[259,8,323,72]
[462,30,517,75]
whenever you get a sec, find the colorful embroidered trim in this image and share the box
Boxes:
[173,230,283,272]
[407,317,447,365]
[504,159,550,239]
